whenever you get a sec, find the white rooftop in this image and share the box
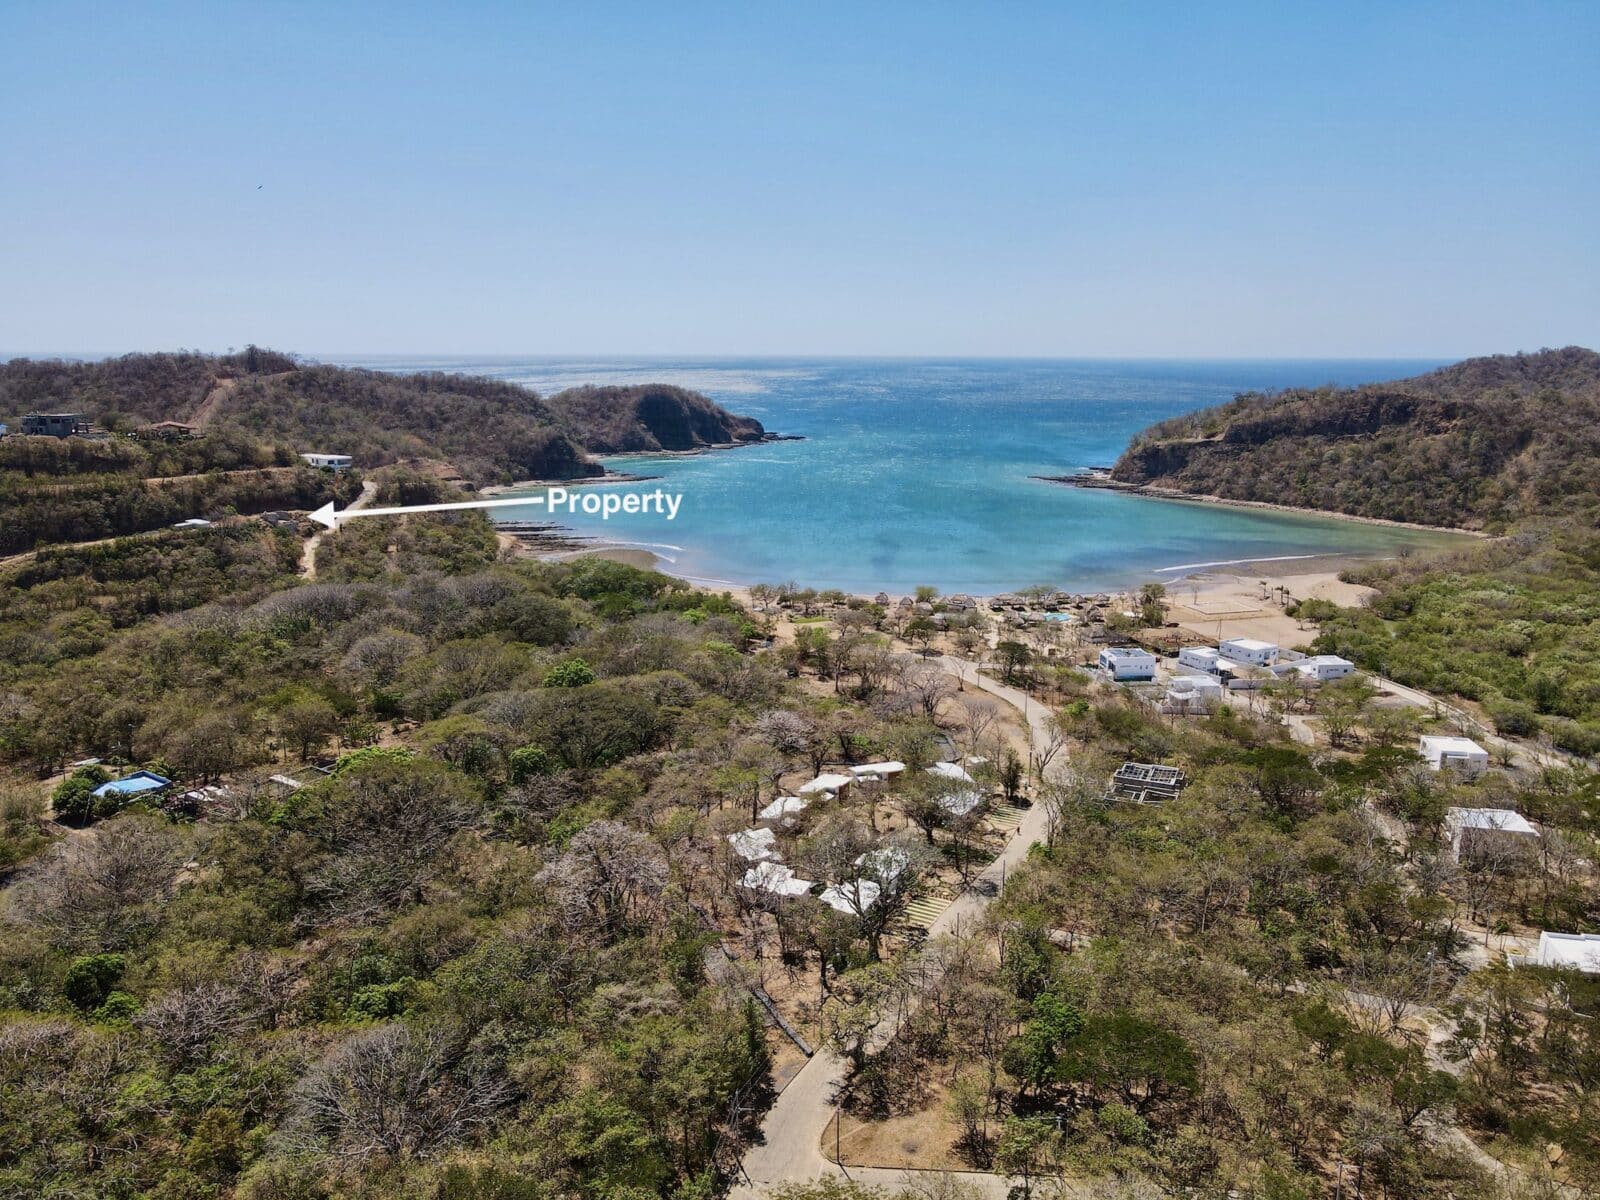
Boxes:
[938,789,985,817]
[820,879,881,913]
[927,761,975,784]
[741,862,814,898]
[1221,637,1277,652]
[1301,654,1354,667]
[1102,646,1156,660]
[854,845,911,882]
[727,826,779,861]
[758,795,810,823]
[799,772,852,794]
[1536,932,1600,973]
[1446,807,1537,835]
[1423,736,1489,755]
[850,760,906,778]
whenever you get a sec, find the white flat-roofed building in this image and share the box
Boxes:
[1445,806,1539,863]
[758,796,809,824]
[850,760,906,784]
[1421,735,1491,777]
[1527,932,1600,973]
[799,772,852,797]
[740,861,814,898]
[1098,646,1157,681]
[301,452,353,471]
[727,827,780,862]
[1178,646,1222,674]
[1219,637,1279,667]
[854,845,911,883]
[1165,674,1224,713]
[1289,654,1356,682]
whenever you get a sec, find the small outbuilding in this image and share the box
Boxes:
[820,879,881,914]
[1288,655,1356,682]
[300,452,353,471]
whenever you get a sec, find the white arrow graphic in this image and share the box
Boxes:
[307,495,551,529]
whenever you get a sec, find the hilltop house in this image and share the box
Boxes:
[22,412,93,438]
[1098,646,1157,682]
[1445,807,1539,864]
[1420,735,1490,777]
[301,452,353,471]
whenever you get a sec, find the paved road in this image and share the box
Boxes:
[733,657,1062,1198]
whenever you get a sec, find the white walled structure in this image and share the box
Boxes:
[1098,646,1157,681]
[1420,735,1490,777]
[1219,637,1279,667]
[1178,646,1222,674]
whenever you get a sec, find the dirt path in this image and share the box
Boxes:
[733,655,1077,1199]
[300,480,377,579]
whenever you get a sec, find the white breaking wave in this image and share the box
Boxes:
[1154,553,1323,574]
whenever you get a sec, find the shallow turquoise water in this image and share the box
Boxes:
[342,356,1465,593]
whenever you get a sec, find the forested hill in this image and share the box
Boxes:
[0,349,767,484]
[1109,346,1600,530]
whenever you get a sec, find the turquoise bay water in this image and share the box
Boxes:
[342,357,1463,594]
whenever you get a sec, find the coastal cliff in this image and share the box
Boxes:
[0,350,768,485]
[1106,347,1600,530]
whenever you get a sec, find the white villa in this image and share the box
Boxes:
[1522,932,1600,974]
[1420,735,1491,777]
[1178,646,1222,675]
[758,795,809,824]
[850,760,906,784]
[799,772,853,797]
[1219,637,1279,667]
[1098,646,1157,681]
[740,862,815,898]
[927,761,976,785]
[1444,807,1539,863]
[727,827,779,862]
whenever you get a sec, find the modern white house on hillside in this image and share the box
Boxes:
[1219,637,1279,667]
[1420,735,1490,777]
[1520,932,1600,973]
[1444,807,1539,863]
[1098,646,1157,681]
[301,452,353,471]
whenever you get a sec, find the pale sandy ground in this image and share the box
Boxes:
[1162,553,1379,647]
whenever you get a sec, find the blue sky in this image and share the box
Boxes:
[2,2,1596,357]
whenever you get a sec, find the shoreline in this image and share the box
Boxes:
[1033,470,1487,538]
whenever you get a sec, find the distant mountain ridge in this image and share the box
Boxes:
[1109,346,1600,529]
[0,349,768,484]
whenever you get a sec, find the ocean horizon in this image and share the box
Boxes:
[338,355,1467,594]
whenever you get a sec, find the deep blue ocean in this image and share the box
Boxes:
[340,356,1462,594]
